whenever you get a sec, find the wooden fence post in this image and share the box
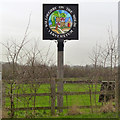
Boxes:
[10,81,14,118]
[89,86,93,113]
[2,81,6,118]
[50,79,56,116]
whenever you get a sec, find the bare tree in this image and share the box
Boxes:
[1,13,31,118]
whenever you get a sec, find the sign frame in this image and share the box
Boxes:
[43,4,79,40]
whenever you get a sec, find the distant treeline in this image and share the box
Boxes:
[2,62,117,82]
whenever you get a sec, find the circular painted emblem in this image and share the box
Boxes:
[49,10,73,34]
[43,4,78,40]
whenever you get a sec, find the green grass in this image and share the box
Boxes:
[4,82,118,118]
[50,113,118,118]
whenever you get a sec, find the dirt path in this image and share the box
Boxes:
[62,28,70,31]
[51,29,59,34]
[58,28,64,34]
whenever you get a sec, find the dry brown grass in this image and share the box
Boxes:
[100,100,115,113]
[67,105,82,115]
[2,108,9,118]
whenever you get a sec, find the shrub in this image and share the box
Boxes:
[100,100,115,113]
[67,105,82,115]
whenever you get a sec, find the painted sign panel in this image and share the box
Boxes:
[43,4,79,40]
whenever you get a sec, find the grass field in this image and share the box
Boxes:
[4,82,118,118]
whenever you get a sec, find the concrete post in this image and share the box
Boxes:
[57,40,64,113]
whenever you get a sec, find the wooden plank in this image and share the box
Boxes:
[5,105,102,111]
[6,107,51,111]
[5,79,102,85]
[56,105,102,109]
[4,91,115,97]
[63,80,101,84]
[4,78,51,84]
[56,91,114,96]
[4,93,51,97]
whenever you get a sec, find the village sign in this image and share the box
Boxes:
[43,4,78,40]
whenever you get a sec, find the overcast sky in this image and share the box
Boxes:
[0,0,118,66]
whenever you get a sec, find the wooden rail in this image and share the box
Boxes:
[4,91,114,97]
[4,78,103,84]
[6,105,102,111]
